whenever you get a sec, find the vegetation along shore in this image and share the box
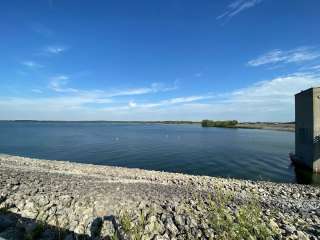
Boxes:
[0,154,319,239]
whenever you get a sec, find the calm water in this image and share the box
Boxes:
[0,122,319,185]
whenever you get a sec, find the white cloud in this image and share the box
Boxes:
[104,95,213,111]
[128,101,137,108]
[45,45,67,55]
[49,75,79,93]
[304,65,320,71]
[2,71,319,121]
[217,0,263,20]
[227,72,319,102]
[150,95,211,107]
[47,74,177,98]
[248,47,320,67]
[97,81,178,98]
[98,71,320,121]
[107,88,154,97]
[185,72,320,121]
[21,61,43,69]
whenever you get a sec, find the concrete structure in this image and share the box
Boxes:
[295,87,320,173]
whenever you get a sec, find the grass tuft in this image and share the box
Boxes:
[119,209,148,240]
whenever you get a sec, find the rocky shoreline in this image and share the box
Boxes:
[0,154,319,239]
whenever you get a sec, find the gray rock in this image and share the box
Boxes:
[297,231,309,240]
[21,209,38,219]
[153,233,170,240]
[173,214,185,229]
[165,217,178,236]
[59,195,73,207]
[38,196,50,206]
[284,224,296,234]
[204,228,215,239]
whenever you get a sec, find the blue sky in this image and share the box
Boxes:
[1,0,320,121]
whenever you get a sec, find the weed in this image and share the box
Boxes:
[119,209,148,240]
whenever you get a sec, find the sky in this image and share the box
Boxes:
[0,0,320,121]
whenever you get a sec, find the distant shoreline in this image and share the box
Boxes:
[236,122,295,132]
[0,120,295,132]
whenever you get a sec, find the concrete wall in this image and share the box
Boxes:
[312,88,320,172]
[295,88,314,169]
[295,87,320,172]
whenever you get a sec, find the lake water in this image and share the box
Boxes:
[0,122,319,185]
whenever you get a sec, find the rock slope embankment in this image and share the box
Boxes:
[0,154,319,240]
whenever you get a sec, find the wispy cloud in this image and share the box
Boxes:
[127,95,212,109]
[47,75,178,101]
[226,72,319,103]
[44,45,67,55]
[106,82,178,98]
[309,65,320,71]
[21,61,43,69]
[49,75,79,93]
[1,71,319,121]
[217,0,263,20]
[106,88,154,97]
[35,45,68,56]
[248,47,320,67]
[180,71,320,121]
[101,71,320,121]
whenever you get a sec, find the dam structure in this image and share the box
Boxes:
[295,87,320,173]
